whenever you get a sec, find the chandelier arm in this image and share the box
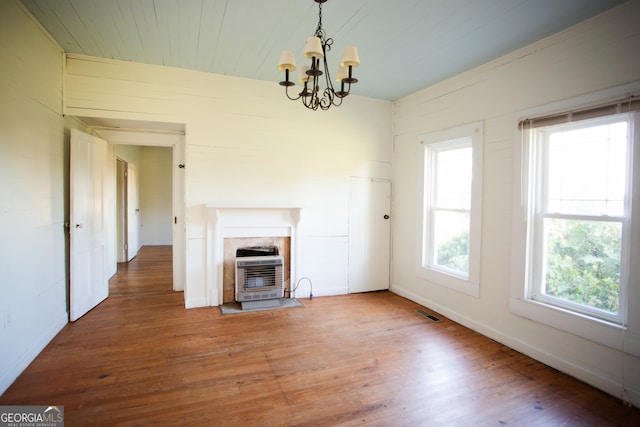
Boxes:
[310,73,320,107]
[321,45,342,108]
[301,79,315,109]
[322,53,334,92]
[285,85,302,101]
[322,87,335,109]
[302,93,313,109]
[305,92,319,110]
[329,96,343,109]
[331,86,346,107]
[342,81,353,98]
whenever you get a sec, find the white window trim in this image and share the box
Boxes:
[532,116,631,326]
[510,82,640,355]
[417,121,483,297]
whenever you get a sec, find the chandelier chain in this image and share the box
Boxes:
[316,2,323,38]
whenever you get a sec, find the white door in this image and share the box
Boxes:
[126,163,140,261]
[115,159,127,262]
[348,178,391,293]
[172,140,186,291]
[70,129,109,321]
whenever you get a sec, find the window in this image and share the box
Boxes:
[511,86,640,345]
[426,140,472,276]
[529,116,629,324]
[418,122,483,296]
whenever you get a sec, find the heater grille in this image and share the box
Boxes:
[235,256,284,302]
[416,309,442,322]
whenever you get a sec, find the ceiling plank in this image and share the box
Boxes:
[20,0,627,101]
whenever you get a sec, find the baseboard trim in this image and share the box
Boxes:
[184,296,208,309]
[0,311,68,395]
[390,284,628,404]
[296,286,348,299]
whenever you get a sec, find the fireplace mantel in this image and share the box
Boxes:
[205,205,304,306]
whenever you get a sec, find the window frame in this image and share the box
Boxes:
[510,83,640,353]
[417,122,483,297]
[425,137,472,278]
[528,116,631,325]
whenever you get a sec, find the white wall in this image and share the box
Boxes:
[391,1,640,406]
[64,53,393,308]
[0,0,71,394]
[113,145,172,248]
[140,146,173,245]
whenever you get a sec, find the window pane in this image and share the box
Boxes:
[542,218,621,314]
[433,210,469,275]
[546,121,627,216]
[435,146,472,209]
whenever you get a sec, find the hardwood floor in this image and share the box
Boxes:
[1,245,639,426]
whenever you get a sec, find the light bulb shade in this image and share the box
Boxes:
[299,66,310,83]
[336,65,348,82]
[340,46,360,67]
[303,36,324,59]
[278,51,297,72]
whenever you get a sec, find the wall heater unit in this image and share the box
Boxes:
[235,256,284,307]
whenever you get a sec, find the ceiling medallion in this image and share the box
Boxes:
[277,0,360,111]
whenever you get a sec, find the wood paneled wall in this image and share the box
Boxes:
[0,0,72,394]
[63,51,393,308]
[391,1,640,407]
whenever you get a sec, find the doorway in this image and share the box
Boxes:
[75,117,186,293]
[116,158,140,262]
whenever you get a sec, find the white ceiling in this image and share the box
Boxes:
[21,0,626,101]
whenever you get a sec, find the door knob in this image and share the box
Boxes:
[75,224,83,229]
[383,214,390,220]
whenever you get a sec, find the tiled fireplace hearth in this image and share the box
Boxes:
[206,206,303,306]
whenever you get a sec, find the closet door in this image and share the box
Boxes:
[348,177,391,293]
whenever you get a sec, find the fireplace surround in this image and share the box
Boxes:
[206,206,303,306]
[223,237,290,303]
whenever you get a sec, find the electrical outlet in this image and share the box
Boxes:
[3,312,10,329]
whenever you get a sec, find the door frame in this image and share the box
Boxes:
[85,122,186,292]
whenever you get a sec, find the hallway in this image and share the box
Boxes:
[109,245,174,297]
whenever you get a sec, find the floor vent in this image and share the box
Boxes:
[416,309,442,322]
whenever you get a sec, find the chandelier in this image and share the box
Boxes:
[277,0,360,111]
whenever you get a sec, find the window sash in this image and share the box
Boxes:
[527,115,632,325]
[539,119,628,217]
[428,207,470,277]
[530,213,624,323]
[424,141,472,278]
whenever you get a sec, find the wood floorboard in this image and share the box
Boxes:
[1,245,639,426]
